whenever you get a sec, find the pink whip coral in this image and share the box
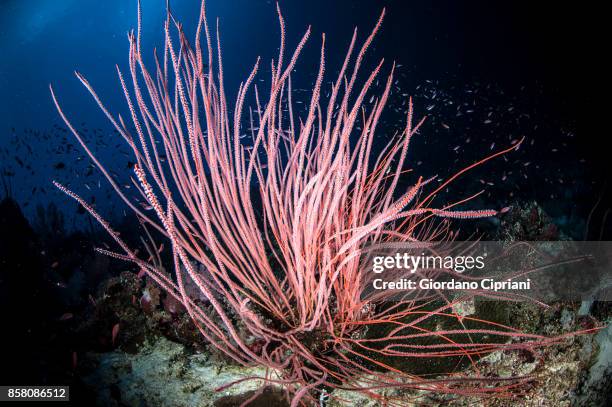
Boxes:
[49,1,589,405]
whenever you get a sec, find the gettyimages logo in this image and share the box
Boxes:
[372,253,486,274]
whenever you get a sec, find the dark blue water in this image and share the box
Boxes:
[0,0,607,238]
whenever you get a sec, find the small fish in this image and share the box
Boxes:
[112,323,120,346]
[139,202,153,211]
[59,313,73,321]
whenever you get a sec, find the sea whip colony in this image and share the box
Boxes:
[50,1,585,405]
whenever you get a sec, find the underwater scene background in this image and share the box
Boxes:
[0,0,610,406]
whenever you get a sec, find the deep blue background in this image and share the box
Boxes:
[0,0,589,128]
[0,0,603,232]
